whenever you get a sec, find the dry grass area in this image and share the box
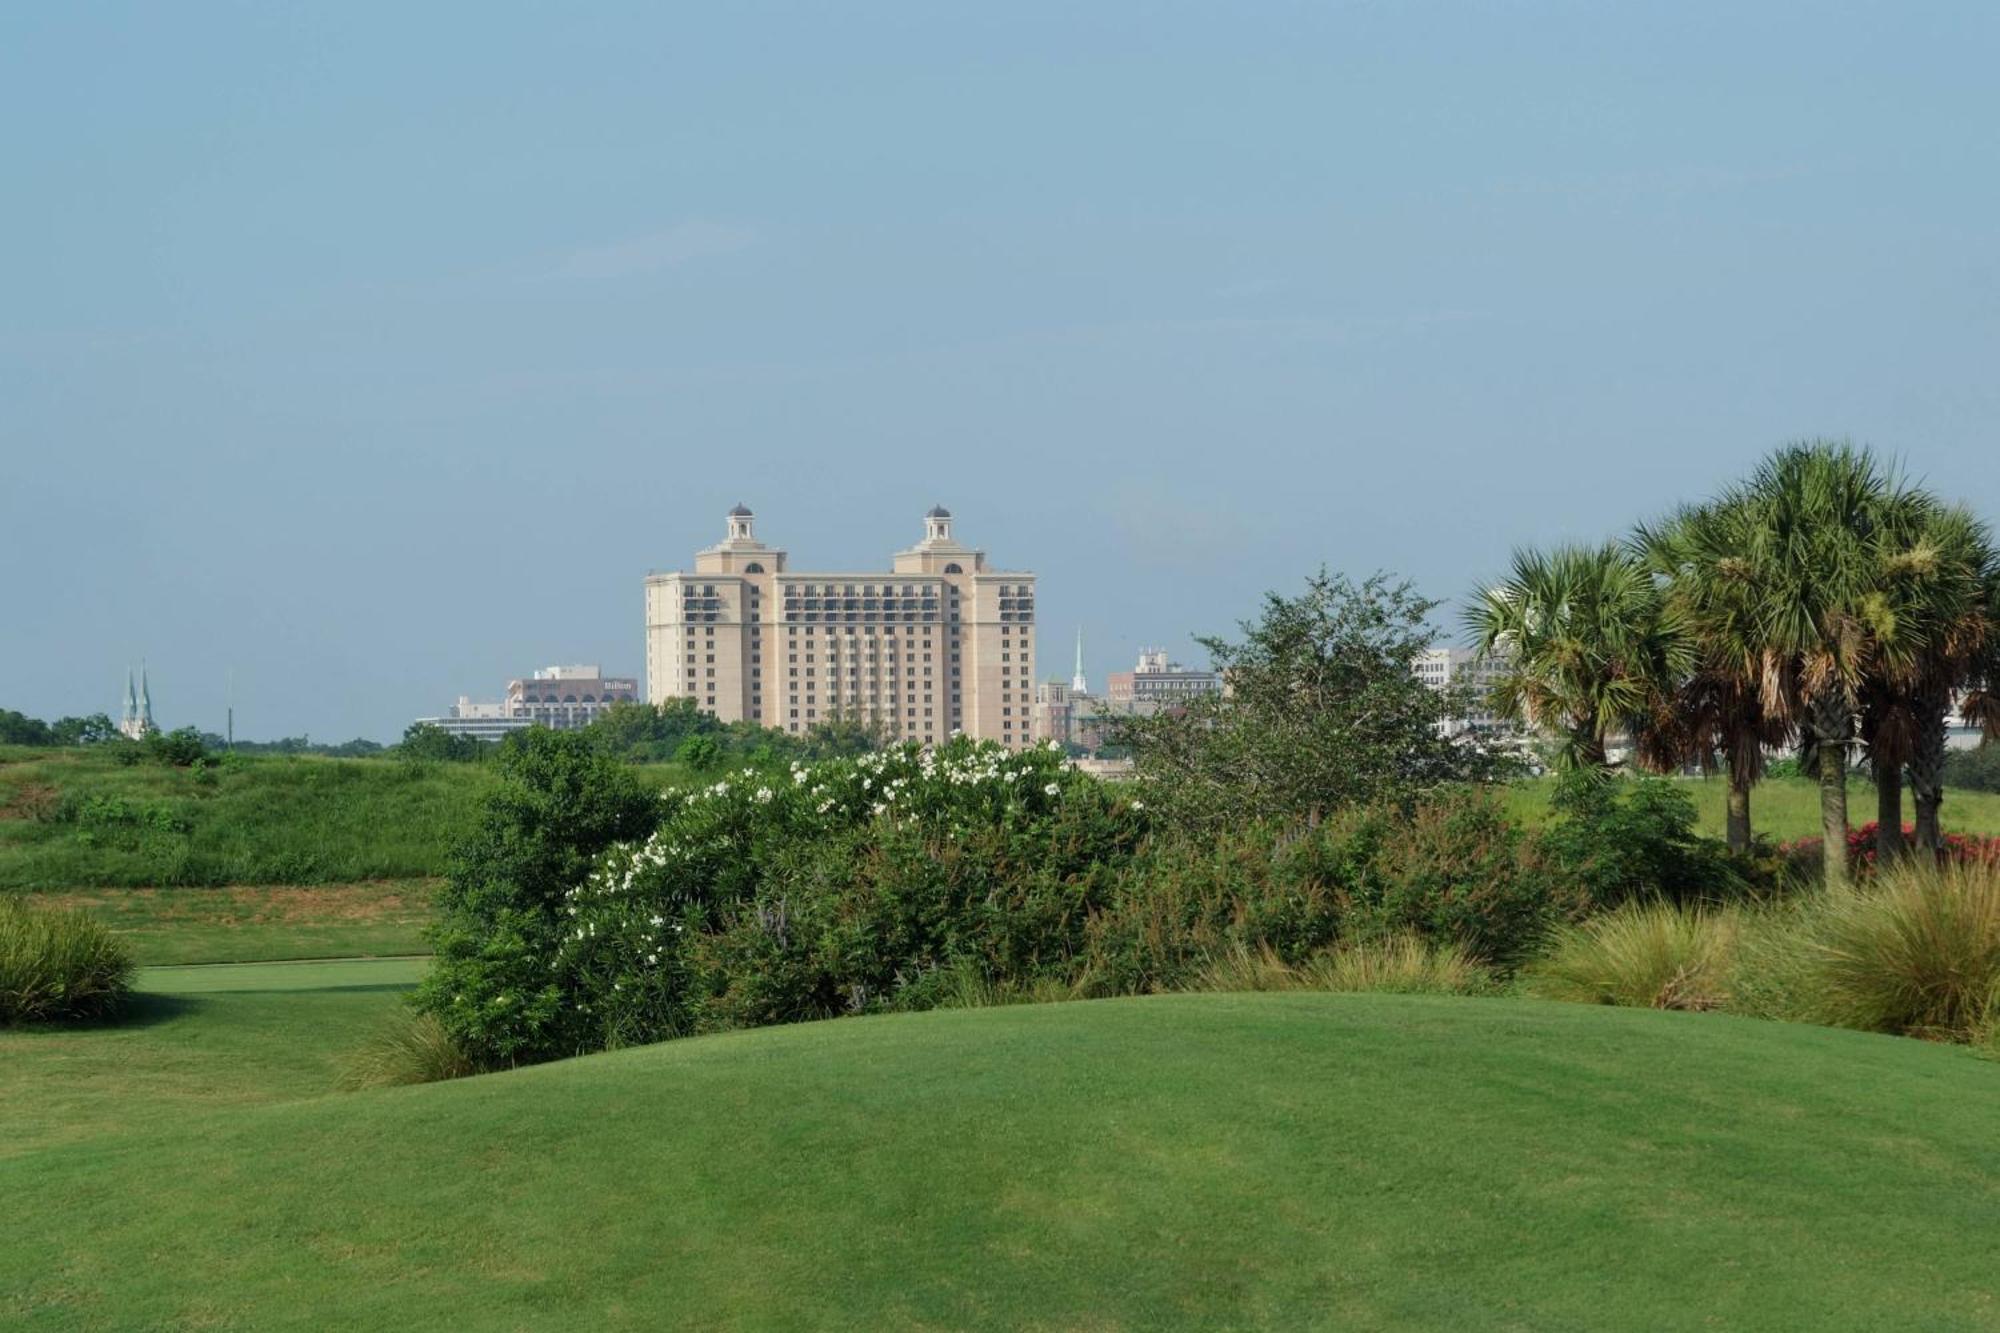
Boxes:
[25,880,437,964]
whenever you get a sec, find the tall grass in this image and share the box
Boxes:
[0,751,498,889]
[1527,903,1736,1011]
[1192,936,1493,997]
[1800,861,2000,1042]
[0,897,134,1023]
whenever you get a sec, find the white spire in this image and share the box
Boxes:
[1071,627,1088,694]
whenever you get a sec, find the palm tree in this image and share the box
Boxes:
[1466,543,1688,772]
[1640,501,1800,854]
[1689,442,1931,887]
[1853,505,1997,860]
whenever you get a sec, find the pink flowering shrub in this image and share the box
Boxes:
[1777,822,2000,878]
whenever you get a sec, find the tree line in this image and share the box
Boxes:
[1471,440,2000,885]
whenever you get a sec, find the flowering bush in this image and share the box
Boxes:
[1777,823,2000,878]
[423,736,1150,1064]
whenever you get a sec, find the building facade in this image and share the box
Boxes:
[505,665,638,730]
[1413,645,1508,737]
[644,506,1038,747]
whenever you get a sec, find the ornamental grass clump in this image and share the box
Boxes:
[1528,902,1736,1011]
[1801,861,2000,1042]
[1297,934,1494,995]
[0,897,134,1024]
[338,1009,480,1089]
[1192,935,1492,997]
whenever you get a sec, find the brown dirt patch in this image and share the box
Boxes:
[0,783,60,821]
[40,880,439,926]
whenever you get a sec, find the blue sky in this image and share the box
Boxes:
[4,2,1996,741]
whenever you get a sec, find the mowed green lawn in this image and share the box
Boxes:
[1503,772,2000,841]
[0,959,426,1159]
[4,966,1997,1330]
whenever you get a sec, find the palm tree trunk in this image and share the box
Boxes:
[1814,698,1851,888]
[1725,763,1752,855]
[1875,760,1905,862]
[1911,705,1948,858]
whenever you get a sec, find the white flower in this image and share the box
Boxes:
[1131,800,1145,811]
[1044,783,1060,796]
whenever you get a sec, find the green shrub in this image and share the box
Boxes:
[338,1009,480,1089]
[418,736,1146,1065]
[1533,772,1742,909]
[1348,788,1554,968]
[1799,862,2000,1041]
[1943,745,2000,795]
[416,729,662,1066]
[1083,821,1355,993]
[1528,902,1737,1011]
[144,727,210,768]
[0,898,134,1023]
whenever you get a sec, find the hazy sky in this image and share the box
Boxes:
[5,3,1996,741]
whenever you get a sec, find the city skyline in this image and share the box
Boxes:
[5,5,1997,740]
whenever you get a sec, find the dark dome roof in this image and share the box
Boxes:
[728,503,753,517]
[926,505,952,519]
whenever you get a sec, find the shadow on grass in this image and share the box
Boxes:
[202,984,417,996]
[3,991,202,1033]
[106,991,202,1029]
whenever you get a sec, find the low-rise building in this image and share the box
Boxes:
[1104,649,1223,712]
[415,698,534,743]
[505,665,638,730]
[415,664,637,741]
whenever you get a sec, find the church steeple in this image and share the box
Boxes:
[119,663,156,740]
[1071,627,1088,694]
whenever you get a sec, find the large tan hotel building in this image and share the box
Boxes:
[645,506,1038,747]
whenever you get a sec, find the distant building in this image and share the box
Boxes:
[643,505,1039,748]
[118,666,156,740]
[1412,645,1508,737]
[1104,649,1222,712]
[1036,647,1221,752]
[416,698,533,743]
[414,664,636,741]
[1033,678,1118,752]
[505,665,638,730]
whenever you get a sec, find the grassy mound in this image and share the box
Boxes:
[5,984,1997,1329]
